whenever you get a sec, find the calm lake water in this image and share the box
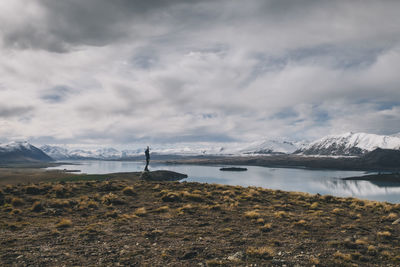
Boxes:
[47,160,400,203]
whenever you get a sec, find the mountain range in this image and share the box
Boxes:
[1,132,400,163]
[296,132,400,156]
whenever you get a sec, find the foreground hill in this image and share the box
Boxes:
[0,142,53,164]
[1,179,399,266]
[297,132,400,156]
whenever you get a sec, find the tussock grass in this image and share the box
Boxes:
[294,219,307,227]
[177,204,196,214]
[154,205,170,213]
[333,251,352,261]
[56,219,73,229]
[244,210,261,219]
[274,211,287,218]
[246,246,274,259]
[11,197,24,207]
[384,213,398,221]
[25,185,41,195]
[181,191,205,202]
[377,231,392,239]
[260,223,272,232]
[134,207,147,217]
[122,186,136,196]
[31,201,44,212]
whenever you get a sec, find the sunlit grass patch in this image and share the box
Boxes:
[134,207,147,217]
[377,231,392,239]
[260,223,272,232]
[177,204,197,214]
[122,186,136,196]
[31,201,44,212]
[56,218,73,229]
[333,251,352,261]
[153,205,170,213]
[274,211,287,218]
[181,191,204,202]
[331,208,343,214]
[244,210,261,219]
[246,246,274,259]
[294,219,307,227]
[384,212,397,221]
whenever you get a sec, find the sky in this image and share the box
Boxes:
[0,0,400,148]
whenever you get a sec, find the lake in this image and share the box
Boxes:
[47,160,400,203]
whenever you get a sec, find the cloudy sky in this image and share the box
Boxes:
[1,0,400,148]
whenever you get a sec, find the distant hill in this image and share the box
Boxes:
[360,148,400,169]
[296,132,400,156]
[0,142,53,163]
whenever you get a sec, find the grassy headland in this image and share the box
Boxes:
[1,177,399,266]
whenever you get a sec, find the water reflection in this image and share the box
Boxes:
[47,160,400,203]
[320,180,400,203]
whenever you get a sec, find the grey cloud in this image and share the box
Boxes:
[0,106,33,118]
[41,85,73,103]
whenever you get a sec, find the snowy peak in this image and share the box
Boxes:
[241,139,308,155]
[297,132,400,156]
[0,141,34,152]
[0,141,53,163]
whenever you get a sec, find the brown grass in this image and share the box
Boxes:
[244,210,261,219]
[122,186,136,196]
[56,219,72,229]
[246,246,274,259]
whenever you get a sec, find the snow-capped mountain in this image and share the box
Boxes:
[40,144,241,160]
[241,139,308,155]
[0,141,53,163]
[41,145,128,160]
[40,145,70,160]
[391,133,400,138]
[297,132,400,156]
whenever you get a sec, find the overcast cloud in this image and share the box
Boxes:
[1,0,400,147]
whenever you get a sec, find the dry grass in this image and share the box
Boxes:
[333,251,352,261]
[55,219,72,229]
[244,210,261,219]
[134,207,147,217]
[1,179,400,266]
[246,246,274,259]
[260,223,272,232]
[31,201,44,212]
[274,211,287,218]
[153,205,170,213]
[11,197,24,207]
[122,186,136,196]
[377,231,392,238]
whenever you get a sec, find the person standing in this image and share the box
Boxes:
[144,146,150,171]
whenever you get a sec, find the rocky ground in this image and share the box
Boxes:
[1,177,400,266]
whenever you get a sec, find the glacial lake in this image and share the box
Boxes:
[47,160,400,203]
